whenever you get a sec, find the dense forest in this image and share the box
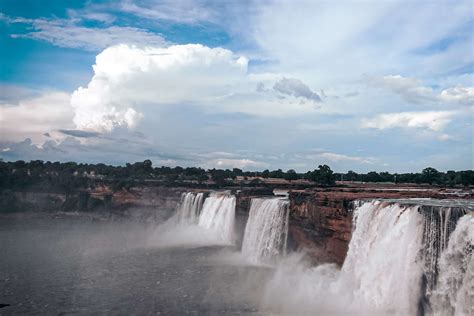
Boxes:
[0,159,473,193]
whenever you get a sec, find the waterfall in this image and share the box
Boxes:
[153,192,235,247]
[418,205,468,312]
[262,199,473,315]
[340,201,426,314]
[430,214,473,316]
[176,192,204,224]
[339,200,471,315]
[242,198,290,263]
[197,193,236,244]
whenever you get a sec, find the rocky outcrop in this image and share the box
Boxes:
[288,191,352,265]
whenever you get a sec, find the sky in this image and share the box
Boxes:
[0,0,473,172]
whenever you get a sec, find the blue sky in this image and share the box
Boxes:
[0,0,473,172]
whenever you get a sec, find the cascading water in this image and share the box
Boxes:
[241,198,289,264]
[418,204,468,313]
[262,199,473,315]
[197,192,236,244]
[342,200,471,315]
[176,192,204,224]
[340,201,426,315]
[152,192,235,247]
[429,214,473,316]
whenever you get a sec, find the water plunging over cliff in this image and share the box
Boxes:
[262,199,473,315]
[340,201,426,314]
[342,200,471,315]
[176,192,204,224]
[198,193,236,244]
[153,192,235,247]
[417,203,469,314]
[242,198,289,264]
[429,214,473,316]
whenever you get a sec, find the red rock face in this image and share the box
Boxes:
[288,191,353,265]
[286,187,473,265]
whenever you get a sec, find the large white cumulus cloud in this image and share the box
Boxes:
[71,44,248,132]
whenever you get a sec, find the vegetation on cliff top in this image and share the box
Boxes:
[0,160,473,194]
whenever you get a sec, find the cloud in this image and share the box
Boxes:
[1,3,472,172]
[247,1,473,80]
[439,86,474,105]
[362,111,456,132]
[3,13,167,51]
[206,158,267,170]
[58,129,101,138]
[314,152,375,164]
[0,129,180,165]
[71,44,321,132]
[368,75,436,103]
[0,84,41,103]
[344,91,359,98]
[81,13,117,24]
[0,91,74,143]
[273,78,321,103]
[297,150,375,164]
[70,44,248,131]
[119,0,217,24]
[369,75,473,106]
[0,134,268,171]
[190,151,268,170]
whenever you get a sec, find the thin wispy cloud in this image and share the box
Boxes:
[119,0,218,24]
[1,13,168,51]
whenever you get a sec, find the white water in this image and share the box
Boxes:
[340,201,425,314]
[261,200,473,315]
[430,214,474,316]
[149,192,235,247]
[241,198,289,264]
[197,193,236,244]
[420,205,468,303]
[176,192,204,224]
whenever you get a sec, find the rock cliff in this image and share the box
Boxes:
[2,184,472,265]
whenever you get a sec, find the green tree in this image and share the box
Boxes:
[284,169,299,181]
[345,170,358,181]
[422,167,439,185]
[308,165,335,185]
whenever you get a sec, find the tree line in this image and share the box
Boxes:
[0,159,472,193]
